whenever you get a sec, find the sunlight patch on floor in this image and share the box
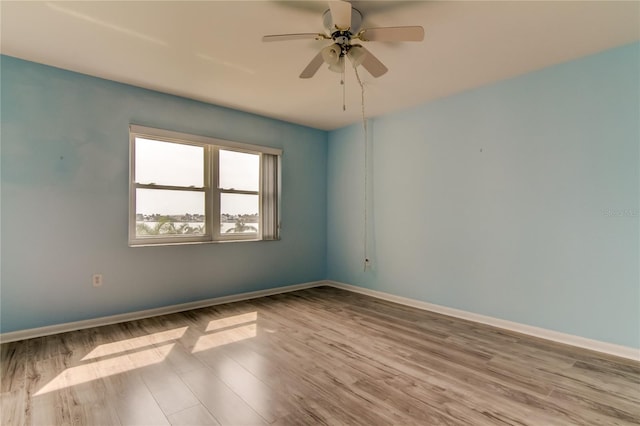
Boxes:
[35,343,175,396]
[34,314,260,395]
[193,323,257,353]
[82,326,187,360]
[191,312,258,353]
[206,312,257,332]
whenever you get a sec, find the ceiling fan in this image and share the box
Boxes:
[262,1,424,79]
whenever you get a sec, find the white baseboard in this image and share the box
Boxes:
[3,279,638,362]
[325,280,640,362]
[0,281,322,344]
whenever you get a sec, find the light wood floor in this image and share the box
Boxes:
[1,286,639,425]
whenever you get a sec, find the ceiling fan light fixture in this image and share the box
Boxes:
[347,45,367,67]
[328,56,345,73]
[321,43,342,66]
[263,1,424,80]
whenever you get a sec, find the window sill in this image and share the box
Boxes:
[128,238,281,247]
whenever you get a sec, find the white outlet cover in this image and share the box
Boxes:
[92,274,103,287]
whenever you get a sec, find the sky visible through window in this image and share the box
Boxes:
[135,138,259,216]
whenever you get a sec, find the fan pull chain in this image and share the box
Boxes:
[354,67,369,271]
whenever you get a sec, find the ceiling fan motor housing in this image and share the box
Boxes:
[332,30,351,46]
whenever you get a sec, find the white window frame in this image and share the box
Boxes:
[129,125,281,246]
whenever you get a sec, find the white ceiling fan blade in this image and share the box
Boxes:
[262,33,326,42]
[358,46,388,78]
[329,1,352,30]
[359,26,424,42]
[300,51,325,79]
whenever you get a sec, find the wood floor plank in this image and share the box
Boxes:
[139,362,200,416]
[26,356,73,426]
[218,346,345,423]
[101,372,170,426]
[0,341,27,393]
[167,404,220,426]
[155,338,206,375]
[180,367,267,425]
[1,390,27,426]
[194,350,290,423]
[548,387,640,425]
[2,286,639,425]
[54,353,122,426]
[66,398,122,426]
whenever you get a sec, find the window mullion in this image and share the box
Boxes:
[258,153,264,240]
[129,132,137,245]
[211,147,221,241]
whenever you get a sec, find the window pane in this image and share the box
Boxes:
[219,150,259,191]
[136,189,205,236]
[135,138,204,187]
[221,193,259,234]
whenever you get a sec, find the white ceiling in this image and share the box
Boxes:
[1,1,639,130]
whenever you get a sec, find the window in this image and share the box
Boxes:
[129,125,281,246]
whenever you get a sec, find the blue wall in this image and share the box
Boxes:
[3,43,639,349]
[327,42,640,348]
[1,56,327,333]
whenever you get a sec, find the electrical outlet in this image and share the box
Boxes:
[92,274,103,287]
